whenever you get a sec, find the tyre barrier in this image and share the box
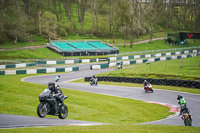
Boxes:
[85,77,200,89]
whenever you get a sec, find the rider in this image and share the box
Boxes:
[180,104,192,122]
[117,62,123,69]
[143,80,150,89]
[47,82,66,108]
[177,95,186,106]
[55,75,60,82]
[90,75,97,85]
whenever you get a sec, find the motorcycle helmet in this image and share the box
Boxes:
[48,82,55,91]
[177,95,183,100]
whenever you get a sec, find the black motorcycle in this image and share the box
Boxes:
[37,89,68,119]
[90,78,97,86]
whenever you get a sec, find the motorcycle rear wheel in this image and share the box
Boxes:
[37,103,49,118]
[187,119,192,126]
[58,105,68,119]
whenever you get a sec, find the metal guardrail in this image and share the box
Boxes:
[108,46,200,57]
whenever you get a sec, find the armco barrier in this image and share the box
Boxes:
[0,66,79,75]
[108,49,199,61]
[91,53,197,70]
[85,77,200,89]
[0,58,101,69]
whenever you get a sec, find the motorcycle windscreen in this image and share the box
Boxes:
[39,89,51,98]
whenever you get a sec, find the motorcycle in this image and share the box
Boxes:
[182,111,192,126]
[55,77,60,82]
[117,63,123,69]
[90,78,97,86]
[144,83,153,93]
[37,89,68,119]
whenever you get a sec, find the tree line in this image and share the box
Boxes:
[0,0,200,47]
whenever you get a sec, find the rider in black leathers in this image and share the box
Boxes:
[47,82,66,108]
[90,75,97,85]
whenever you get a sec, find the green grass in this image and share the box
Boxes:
[0,47,108,60]
[0,74,172,124]
[97,56,200,81]
[0,48,64,59]
[0,35,48,49]
[0,125,200,133]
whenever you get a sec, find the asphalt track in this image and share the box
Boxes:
[1,64,200,128]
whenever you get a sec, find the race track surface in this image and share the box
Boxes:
[1,64,200,128]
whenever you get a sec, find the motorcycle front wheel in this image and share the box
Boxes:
[184,119,188,126]
[58,105,68,119]
[37,103,49,118]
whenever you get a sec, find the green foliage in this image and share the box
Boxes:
[40,11,58,40]
[0,0,199,44]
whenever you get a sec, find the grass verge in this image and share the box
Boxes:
[0,74,171,124]
[0,35,48,49]
[97,56,200,81]
[0,124,200,133]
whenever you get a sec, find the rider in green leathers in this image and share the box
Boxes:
[177,95,186,106]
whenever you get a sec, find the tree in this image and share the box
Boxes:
[144,0,163,43]
[92,0,98,33]
[23,0,30,17]
[194,0,200,32]
[53,0,59,20]
[77,0,87,28]
[63,0,72,22]
[128,0,143,48]
[0,0,28,43]
[112,0,120,43]
[41,12,58,40]
[109,0,112,32]
[117,0,131,47]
